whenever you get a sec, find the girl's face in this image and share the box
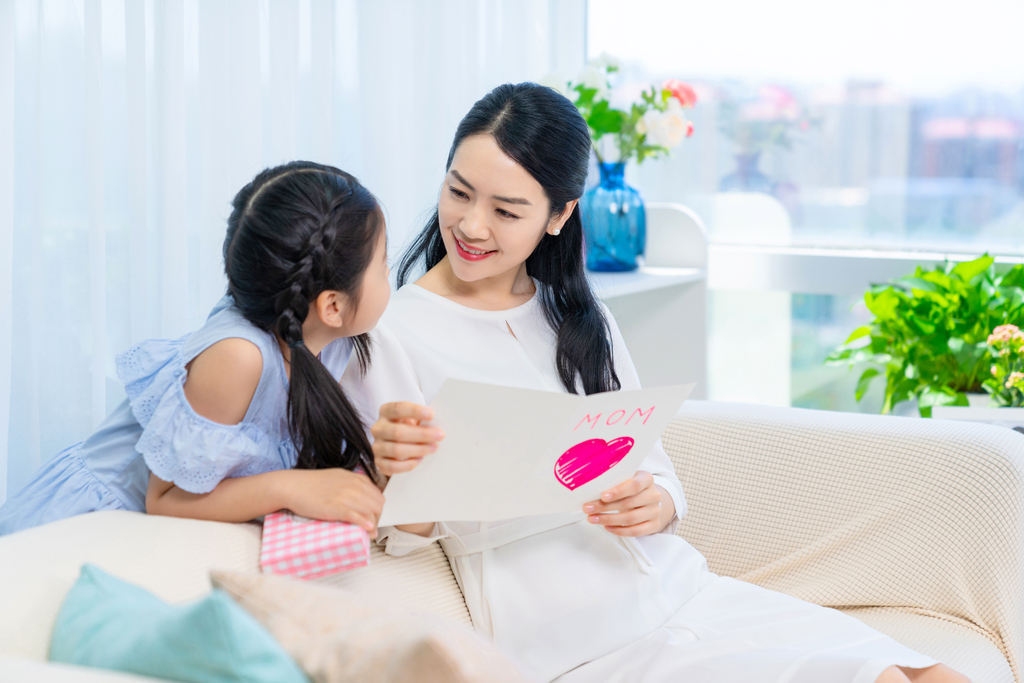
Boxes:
[343,225,390,336]
[437,134,576,284]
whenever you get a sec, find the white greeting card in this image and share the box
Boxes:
[378,379,694,526]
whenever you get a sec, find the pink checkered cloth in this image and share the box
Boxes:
[260,511,370,580]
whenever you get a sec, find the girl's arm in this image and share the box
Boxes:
[145,468,383,535]
[145,337,384,533]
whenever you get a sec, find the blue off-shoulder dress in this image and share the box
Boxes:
[0,296,353,536]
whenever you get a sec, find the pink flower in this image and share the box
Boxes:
[1006,371,1024,389]
[758,85,800,120]
[992,365,999,376]
[685,121,694,138]
[989,324,1022,346]
[663,79,697,108]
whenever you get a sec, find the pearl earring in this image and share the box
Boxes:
[553,228,561,236]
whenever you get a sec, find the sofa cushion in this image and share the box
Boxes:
[211,570,527,683]
[50,565,308,683]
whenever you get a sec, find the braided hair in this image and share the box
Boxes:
[223,161,380,476]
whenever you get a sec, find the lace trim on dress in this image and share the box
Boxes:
[115,337,297,495]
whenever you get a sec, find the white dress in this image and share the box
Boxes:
[341,283,938,683]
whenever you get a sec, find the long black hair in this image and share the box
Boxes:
[397,83,619,395]
[223,161,379,476]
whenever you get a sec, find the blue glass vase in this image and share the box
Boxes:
[583,162,646,272]
[719,152,774,193]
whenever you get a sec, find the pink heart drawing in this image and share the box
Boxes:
[554,437,635,491]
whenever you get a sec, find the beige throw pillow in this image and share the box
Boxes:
[210,571,532,683]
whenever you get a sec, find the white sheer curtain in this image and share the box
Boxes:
[0,0,586,504]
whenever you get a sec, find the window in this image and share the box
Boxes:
[588,0,1024,254]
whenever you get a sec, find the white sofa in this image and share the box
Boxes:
[2,401,1021,682]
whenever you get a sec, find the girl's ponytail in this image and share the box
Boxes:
[225,161,379,477]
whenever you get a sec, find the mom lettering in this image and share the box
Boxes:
[574,406,655,431]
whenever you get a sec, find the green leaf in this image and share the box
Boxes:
[921,271,953,290]
[887,377,918,414]
[892,276,938,293]
[587,101,624,136]
[998,264,1024,289]
[845,326,871,344]
[907,315,936,335]
[824,348,853,364]
[951,255,994,283]
[855,368,879,402]
[865,289,899,320]
[918,387,969,416]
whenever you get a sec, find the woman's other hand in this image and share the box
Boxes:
[582,470,675,537]
[370,402,444,477]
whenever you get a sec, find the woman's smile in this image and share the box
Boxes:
[453,235,497,261]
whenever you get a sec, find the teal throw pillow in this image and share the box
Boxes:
[49,564,309,683]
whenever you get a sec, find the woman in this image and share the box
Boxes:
[342,83,969,683]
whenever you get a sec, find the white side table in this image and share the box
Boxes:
[588,203,708,398]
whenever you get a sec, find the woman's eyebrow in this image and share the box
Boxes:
[450,168,532,206]
[450,169,475,191]
[493,194,531,206]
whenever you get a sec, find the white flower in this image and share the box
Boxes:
[642,101,690,149]
[577,65,609,99]
[590,51,621,71]
[597,135,621,163]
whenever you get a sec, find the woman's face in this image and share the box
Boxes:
[437,134,575,284]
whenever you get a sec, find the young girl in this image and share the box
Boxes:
[342,85,970,683]
[0,161,390,537]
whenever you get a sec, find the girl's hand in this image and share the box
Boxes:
[284,469,385,538]
[583,471,675,537]
[370,402,444,477]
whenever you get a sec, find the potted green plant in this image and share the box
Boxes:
[826,255,1024,418]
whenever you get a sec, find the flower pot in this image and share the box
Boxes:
[932,393,1024,432]
[582,162,646,272]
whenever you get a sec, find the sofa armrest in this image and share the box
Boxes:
[661,401,1024,680]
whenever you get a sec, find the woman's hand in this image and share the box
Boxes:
[582,471,675,537]
[282,469,385,537]
[370,402,444,477]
